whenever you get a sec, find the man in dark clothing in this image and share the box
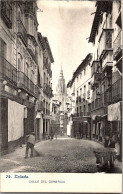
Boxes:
[25,132,35,158]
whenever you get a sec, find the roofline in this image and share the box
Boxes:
[88,3,101,43]
[38,32,45,49]
[43,37,54,63]
[89,1,113,43]
[67,53,92,88]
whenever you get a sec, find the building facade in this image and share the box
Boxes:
[42,37,54,139]
[88,1,122,159]
[0,0,54,155]
[67,54,93,138]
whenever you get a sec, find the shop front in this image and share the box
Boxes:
[91,114,108,143]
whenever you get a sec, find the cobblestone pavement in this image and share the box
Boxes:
[0,137,122,173]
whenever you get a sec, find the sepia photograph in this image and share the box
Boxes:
[0,0,122,191]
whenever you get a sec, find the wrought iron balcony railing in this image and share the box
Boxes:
[18,71,39,98]
[27,44,38,64]
[113,30,122,60]
[37,101,43,112]
[17,17,27,46]
[76,96,81,104]
[91,60,101,77]
[1,1,12,29]
[0,55,17,86]
[43,83,53,98]
[91,79,122,111]
[112,78,122,103]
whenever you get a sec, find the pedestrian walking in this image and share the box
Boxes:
[25,132,35,158]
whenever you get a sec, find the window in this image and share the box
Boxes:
[25,63,29,77]
[80,88,82,96]
[80,106,81,116]
[18,54,23,71]
[84,105,86,115]
[0,38,6,59]
[106,31,112,48]
[84,68,86,75]
[88,82,91,90]
[84,85,86,93]
[44,72,46,84]
[77,90,79,97]
[31,70,34,82]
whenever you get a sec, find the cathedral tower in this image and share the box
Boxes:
[56,68,67,112]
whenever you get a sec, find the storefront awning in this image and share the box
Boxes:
[92,115,101,120]
[101,114,107,118]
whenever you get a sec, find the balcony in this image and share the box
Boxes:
[1,1,12,29]
[98,29,113,60]
[91,96,103,111]
[37,101,43,112]
[0,55,17,86]
[27,45,38,64]
[43,83,53,98]
[103,86,112,105]
[76,96,81,104]
[102,50,113,72]
[112,79,122,103]
[91,73,101,89]
[24,2,36,15]
[91,60,101,77]
[17,17,27,46]
[80,112,84,116]
[113,30,122,61]
[17,71,39,98]
[91,82,121,111]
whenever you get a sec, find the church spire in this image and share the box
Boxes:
[60,65,63,78]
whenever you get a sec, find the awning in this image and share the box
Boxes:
[92,115,101,120]
[101,114,107,118]
[108,101,121,121]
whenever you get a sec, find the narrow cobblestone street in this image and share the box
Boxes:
[0,137,121,173]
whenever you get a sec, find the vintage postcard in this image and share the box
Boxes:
[0,0,122,192]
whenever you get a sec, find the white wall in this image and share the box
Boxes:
[8,100,25,142]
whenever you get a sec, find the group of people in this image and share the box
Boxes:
[104,134,121,160]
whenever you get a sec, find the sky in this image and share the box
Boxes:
[37,0,96,93]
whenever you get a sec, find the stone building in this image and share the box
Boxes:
[42,37,54,139]
[88,1,122,159]
[0,0,54,155]
[67,54,92,138]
